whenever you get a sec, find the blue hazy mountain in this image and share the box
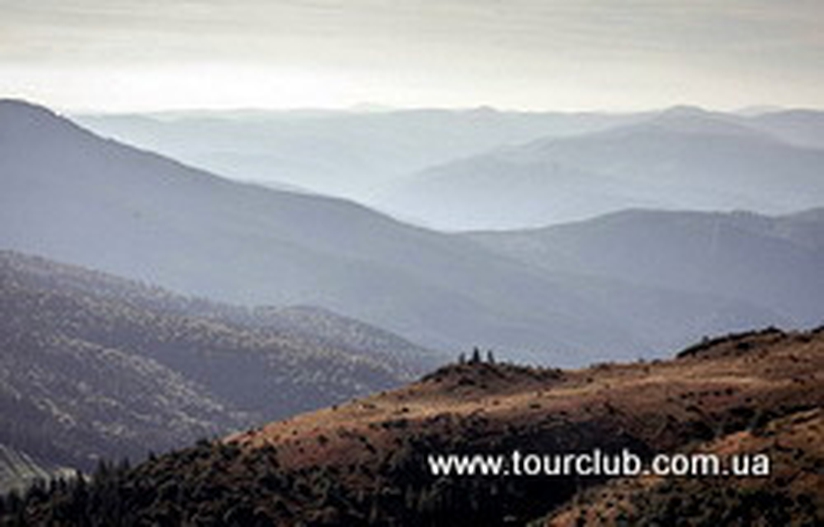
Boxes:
[469,208,824,332]
[2,100,804,365]
[1,99,654,364]
[74,107,641,199]
[378,107,824,230]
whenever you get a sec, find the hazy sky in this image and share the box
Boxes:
[1,0,822,112]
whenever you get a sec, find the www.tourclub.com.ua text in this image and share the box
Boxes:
[428,449,770,478]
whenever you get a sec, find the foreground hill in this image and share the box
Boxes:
[0,250,433,492]
[8,327,822,525]
[379,107,824,230]
[0,98,649,360]
[541,408,824,525]
[469,208,824,329]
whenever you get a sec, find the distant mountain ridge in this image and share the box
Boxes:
[73,106,643,199]
[73,104,824,227]
[468,208,824,330]
[377,106,824,230]
[747,108,824,150]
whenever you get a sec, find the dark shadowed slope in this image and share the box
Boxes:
[378,107,824,230]
[0,99,646,362]
[0,250,433,492]
[8,327,822,525]
[469,208,824,330]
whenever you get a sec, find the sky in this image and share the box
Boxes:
[0,0,822,112]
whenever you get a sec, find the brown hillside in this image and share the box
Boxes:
[7,327,823,526]
[233,327,822,466]
[543,408,824,526]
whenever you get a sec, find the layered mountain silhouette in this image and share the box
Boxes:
[2,98,823,523]
[6,327,822,525]
[1,99,809,363]
[0,250,433,492]
[378,106,824,230]
[0,99,641,361]
[74,107,641,199]
[75,105,824,231]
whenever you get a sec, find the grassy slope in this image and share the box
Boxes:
[7,327,822,525]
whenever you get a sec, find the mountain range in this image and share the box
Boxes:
[73,107,643,200]
[0,99,643,362]
[2,99,820,364]
[2,97,823,522]
[75,105,824,231]
[379,107,824,230]
[468,208,824,333]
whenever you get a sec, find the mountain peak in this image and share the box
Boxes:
[0,99,86,142]
[645,105,771,139]
[0,98,60,121]
[660,104,711,117]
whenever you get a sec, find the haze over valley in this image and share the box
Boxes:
[2,0,824,522]
[2,95,824,504]
[75,105,824,231]
[6,100,822,366]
